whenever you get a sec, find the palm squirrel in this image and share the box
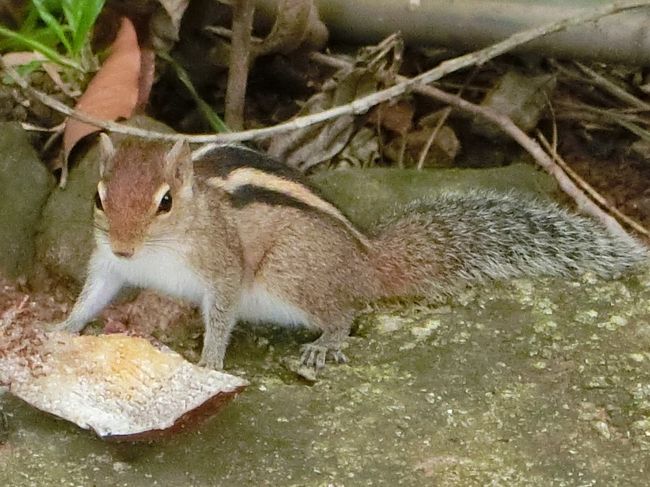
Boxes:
[57,134,647,370]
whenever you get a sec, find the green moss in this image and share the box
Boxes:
[0,123,54,278]
[2,268,650,485]
[310,164,558,229]
[3,147,648,485]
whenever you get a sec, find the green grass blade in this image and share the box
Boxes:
[0,28,58,53]
[31,0,73,54]
[159,51,229,133]
[0,24,81,70]
[19,8,40,34]
[70,0,104,55]
[61,0,79,35]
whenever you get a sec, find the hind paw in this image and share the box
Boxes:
[300,343,348,369]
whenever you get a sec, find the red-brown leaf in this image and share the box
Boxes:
[137,47,156,110]
[63,16,141,161]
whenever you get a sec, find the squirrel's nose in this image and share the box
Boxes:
[110,237,136,259]
[112,249,134,259]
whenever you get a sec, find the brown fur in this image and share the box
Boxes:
[68,137,645,370]
[99,139,169,254]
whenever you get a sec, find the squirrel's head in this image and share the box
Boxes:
[93,134,193,259]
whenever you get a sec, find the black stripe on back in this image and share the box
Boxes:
[227,184,370,250]
[201,145,368,246]
[195,145,307,183]
[227,184,314,212]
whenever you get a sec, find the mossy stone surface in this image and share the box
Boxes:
[34,138,104,285]
[0,123,54,278]
[310,163,557,229]
[1,268,649,486]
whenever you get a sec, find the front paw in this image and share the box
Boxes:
[52,320,83,334]
[198,353,224,371]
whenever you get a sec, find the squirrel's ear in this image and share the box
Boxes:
[165,139,192,187]
[98,133,115,178]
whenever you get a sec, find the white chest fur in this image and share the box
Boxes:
[237,283,309,328]
[95,243,207,304]
[93,243,310,329]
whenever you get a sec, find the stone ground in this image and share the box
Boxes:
[0,127,648,486]
[1,266,649,486]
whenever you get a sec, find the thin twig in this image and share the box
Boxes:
[555,99,650,124]
[556,99,650,141]
[1,0,648,154]
[415,66,480,170]
[310,46,639,239]
[0,57,182,141]
[547,92,559,153]
[224,0,255,130]
[537,131,650,237]
[195,0,650,158]
[413,83,634,241]
[309,51,351,70]
[416,107,450,170]
[574,61,650,111]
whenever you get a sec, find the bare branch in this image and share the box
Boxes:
[413,82,635,240]
[574,61,650,111]
[537,131,650,238]
[224,0,255,130]
[2,0,650,157]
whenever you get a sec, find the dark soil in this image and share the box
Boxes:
[559,129,650,238]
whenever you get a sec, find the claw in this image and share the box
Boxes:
[299,343,347,369]
[331,350,348,364]
[300,344,327,369]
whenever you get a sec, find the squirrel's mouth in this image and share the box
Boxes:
[112,249,134,259]
[109,241,137,259]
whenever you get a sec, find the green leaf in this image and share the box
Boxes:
[0,0,104,73]
[16,60,43,77]
[70,0,105,55]
[159,51,229,133]
[31,0,73,55]
[0,24,81,71]
[61,0,78,31]
[19,8,41,35]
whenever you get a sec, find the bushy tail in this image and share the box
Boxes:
[371,191,647,299]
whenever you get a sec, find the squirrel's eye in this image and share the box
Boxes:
[94,191,103,211]
[157,190,172,214]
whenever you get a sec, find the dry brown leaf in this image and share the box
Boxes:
[149,0,190,51]
[268,35,402,170]
[414,124,460,166]
[254,0,326,57]
[2,51,78,97]
[266,71,366,170]
[335,127,380,168]
[62,17,142,165]
[2,51,46,66]
[368,100,414,135]
[137,47,156,109]
[384,122,459,168]
[473,70,557,138]
[0,321,247,441]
